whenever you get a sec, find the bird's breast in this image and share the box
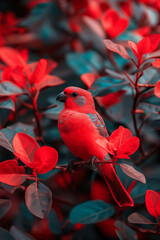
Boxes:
[58,110,97,160]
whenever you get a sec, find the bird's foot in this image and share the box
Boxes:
[87,156,97,170]
[66,158,82,173]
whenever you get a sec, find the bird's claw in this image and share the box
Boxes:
[66,158,81,173]
[88,156,96,169]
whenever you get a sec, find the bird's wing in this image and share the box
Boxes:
[88,112,109,138]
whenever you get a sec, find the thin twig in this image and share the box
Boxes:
[124,71,135,87]
[138,83,155,88]
[31,97,44,145]
[135,145,160,165]
[19,98,33,109]
[38,104,58,112]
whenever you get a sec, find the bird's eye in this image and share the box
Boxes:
[71,92,78,98]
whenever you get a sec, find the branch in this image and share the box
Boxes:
[54,160,114,171]
[132,91,145,158]
[38,104,58,112]
[135,144,160,165]
[138,83,155,88]
[124,71,135,87]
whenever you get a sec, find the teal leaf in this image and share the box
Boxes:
[0,82,23,96]
[47,209,62,235]
[0,227,15,240]
[131,182,147,203]
[0,99,15,111]
[70,200,115,224]
[66,51,103,75]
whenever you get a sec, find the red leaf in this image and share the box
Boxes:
[146,190,160,218]
[80,73,100,88]
[101,9,129,38]
[35,75,65,92]
[46,59,57,74]
[106,126,140,158]
[128,41,139,59]
[109,126,133,150]
[115,153,130,159]
[0,47,26,69]
[119,0,133,17]
[119,163,146,183]
[133,26,151,37]
[91,179,113,203]
[156,200,160,216]
[2,67,26,89]
[120,137,140,156]
[137,37,150,57]
[85,1,102,19]
[13,133,40,166]
[71,0,88,12]
[0,160,26,186]
[95,90,126,108]
[103,39,130,59]
[154,80,160,98]
[32,146,58,174]
[152,59,160,68]
[137,34,160,56]
[29,59,47,84]
[69,18,82,32]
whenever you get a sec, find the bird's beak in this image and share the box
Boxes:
[56,92,67,103]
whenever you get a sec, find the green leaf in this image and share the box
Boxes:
[0,128,17,152]
[128,212,156,225]
[131,182,147,204]
[25,182,52,219]
[0,99,15,111]
[0,227,15,240]
[140,102,160,114]
[10,226,36,240]
[0,82,23,96]
[66,51,103,75]
[115,221,138,240]
[47,209,62,235]
[0,199,11,219]
[90,76,127,96]
[8,123,34,137]
[70,200,115,224]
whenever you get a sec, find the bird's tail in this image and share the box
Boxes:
[98,163,134,207]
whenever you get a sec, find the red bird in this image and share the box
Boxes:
[57,86,134,207]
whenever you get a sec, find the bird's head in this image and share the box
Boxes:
[56,86,95,113]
